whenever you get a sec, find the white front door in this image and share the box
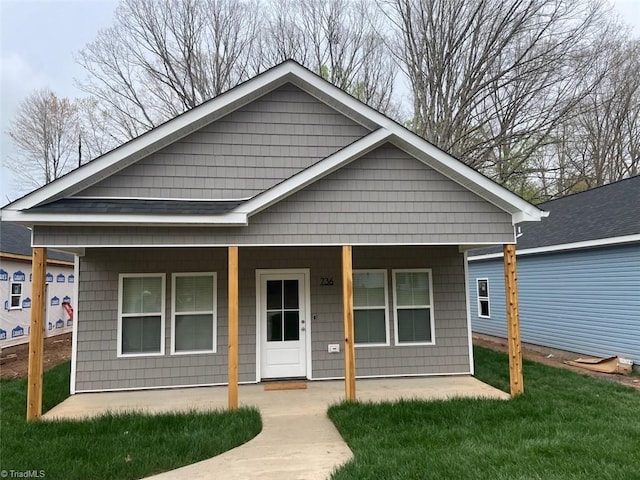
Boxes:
[259,271,308,379]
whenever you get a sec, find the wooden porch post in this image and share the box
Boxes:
[503,243,524,396]
[27,247,47,421]
[228,246,239,410]
[342,245,356,401]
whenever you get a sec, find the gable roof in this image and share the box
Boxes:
[470,175,640,259]
[0,222,73,262]
[1,60,544,227]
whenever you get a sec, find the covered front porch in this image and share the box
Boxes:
[24,243,524,419]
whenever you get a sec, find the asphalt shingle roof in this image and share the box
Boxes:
[0,222,73,262]
[473,175,640,255]
[28,198,246,215]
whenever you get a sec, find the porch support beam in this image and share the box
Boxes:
[503,243,524,396]
[342,245,356,401]
[228,245,239,410]
[27,247,47,421]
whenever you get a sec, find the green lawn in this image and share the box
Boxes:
[329,346,640,480]
[0,362,262,480]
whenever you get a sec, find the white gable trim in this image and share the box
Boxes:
[4,60,543,225]
[468,234,640,261]
[236,129,392,216]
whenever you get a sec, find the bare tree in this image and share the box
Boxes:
[533,37,640,199]
[76,97,119,163]
[381,0,614,190]
[76,0,261,141]
[570,38,640,187]
[5,88,79,189]
[263,0,398,116]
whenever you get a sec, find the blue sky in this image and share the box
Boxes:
[1,0,639,204]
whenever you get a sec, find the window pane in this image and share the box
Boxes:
[122,277,162,314]
[266,281,282,310]
[353,272,385,308]
[175,314,213,351]
[122,316,161,353]
[354,309,386,344]
[175,275,213,313]
[397,308,431,343]
[267,311,282,342]
[11,283,22,295]
[11,296,21,308]
[283,280,299,309]
[478,280,488,298]
[396,272,430,306]
[284,311,299,341]
[480,300,490,317]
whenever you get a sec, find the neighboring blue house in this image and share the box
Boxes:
[469,176,640,366]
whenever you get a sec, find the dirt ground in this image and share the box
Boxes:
[474,333,640,391]
[0,333,72,380]
[1,332,637,391]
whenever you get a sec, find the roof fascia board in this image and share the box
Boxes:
[4,67,297,212]
[287,65,544,223]
[468,234,640,261]
[236,128,392,216]
[1,210,248,227]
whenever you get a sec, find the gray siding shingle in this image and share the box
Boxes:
[76,85,370,200]
[75,246,471,391]
[35,145,514,248]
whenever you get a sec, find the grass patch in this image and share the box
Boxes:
[329,346,640,479]
[1,362,262,479]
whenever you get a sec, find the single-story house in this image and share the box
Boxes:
[0,221,74,348]
[469,176,640,366]
[1,61,544,417]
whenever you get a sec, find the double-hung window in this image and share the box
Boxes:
[477,278,490,318]
[118,274,165,356]
[172,273,216,354]
[10,283,23,309]
[393,269,434,345]
[353,270,389,346]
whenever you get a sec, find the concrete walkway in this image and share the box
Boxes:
[44,376,509,479]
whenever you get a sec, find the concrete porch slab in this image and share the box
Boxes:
[43,376,508,479]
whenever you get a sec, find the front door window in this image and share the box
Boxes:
[266,280,300,342]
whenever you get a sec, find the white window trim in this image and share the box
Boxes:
[353,269,390,347]
[117,273,166,358]
[9,282,23,310]
[171,272,217,355]
[392,268,436,346]
[476,278,491,318]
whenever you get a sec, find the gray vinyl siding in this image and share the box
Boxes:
[35,145,514,248]
[75,245,470,392]
[76,85,370,200]
[469,243,640,364]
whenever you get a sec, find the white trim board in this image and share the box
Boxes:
[2,210,248,227]
[70,255,80,395]
[463,252,475,375]
[468,234,640,261]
